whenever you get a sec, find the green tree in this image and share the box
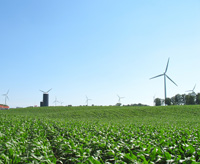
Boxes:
[196,93,200,104]
[116,103,121,106]
[185,95,195,105]
[181,94,186,105]
[171,96,175,105]
[154,98,161,106]
[165,98,171,106]
[175,94,182,105]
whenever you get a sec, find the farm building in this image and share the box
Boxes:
[0,104,9,110]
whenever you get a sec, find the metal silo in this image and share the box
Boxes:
[43,94,49,106]
[40,101,43,107]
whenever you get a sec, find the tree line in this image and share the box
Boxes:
[154,93,200,106]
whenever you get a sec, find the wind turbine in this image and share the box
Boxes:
[150,58,177,105]
[117,94,124,103]
[60,101,64,106]
[53,97,59,106]
[86,96,91,106]
[186,84,196,96]
[2,90,9,105]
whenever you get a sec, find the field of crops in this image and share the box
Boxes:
[0,105,200,163]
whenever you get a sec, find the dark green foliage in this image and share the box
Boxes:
[165,98,171,106]
[196,93,200,104]
[175,94,182,105]
[181,94,186,104]
[171,94,185,105]
[185,95,195,105]
[154,98,161,106]
[115,103,121,106]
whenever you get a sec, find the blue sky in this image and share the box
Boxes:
[0,0,200,107]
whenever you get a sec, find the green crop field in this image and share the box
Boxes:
[0,105,200,163]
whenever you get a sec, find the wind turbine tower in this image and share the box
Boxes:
[150,58,177,105]
[2,90,9,105]
[153,94,156,106]
[40,88,52,107]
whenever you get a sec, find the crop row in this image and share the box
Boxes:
[0,116,200,163]
[0,116,56,163]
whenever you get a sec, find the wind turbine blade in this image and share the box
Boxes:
[186,90,193,92]
[165,58,170,73]
[150,74,164,80]
[6,90,9,95]
[166,75,178,86]
[47,88,52,93]
[193,84,196,91]
[40,90,45,93]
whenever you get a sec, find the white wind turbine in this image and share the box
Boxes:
[150,58,177,105]
[53,97,59,106]
[117,94,124,103]
[186,84,196,96]
[60,101,64,106]
[2,90,9,105]
[86,96,91,106]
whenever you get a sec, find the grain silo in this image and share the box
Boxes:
[40,101,43,107]
[43,94,49,106]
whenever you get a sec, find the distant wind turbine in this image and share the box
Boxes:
[2,90,9,105]
[53,97,59,106]
[117,94,124,103]
[60,101,64,106]
[86,96,91,106]
[186,84,196,96]
[150,58,177,105]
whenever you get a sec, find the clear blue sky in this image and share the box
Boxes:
[1,0,200,108]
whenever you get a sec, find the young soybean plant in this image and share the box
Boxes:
[0,106,200,163]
